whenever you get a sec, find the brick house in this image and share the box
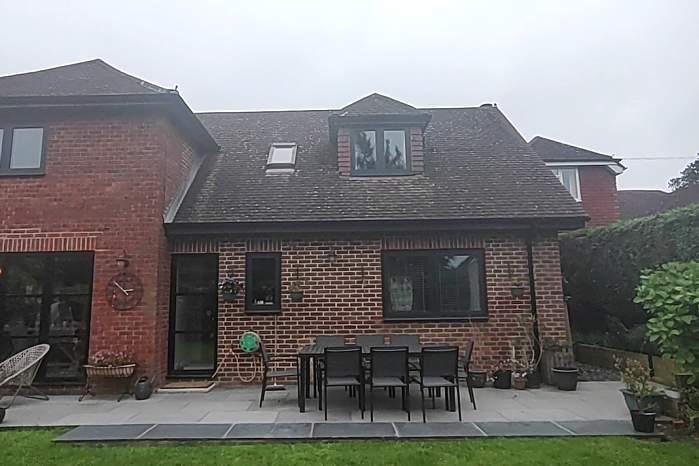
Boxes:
[529,136,626,227]
[0,60,585,388]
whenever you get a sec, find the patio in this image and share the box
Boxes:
[1,381,631,428]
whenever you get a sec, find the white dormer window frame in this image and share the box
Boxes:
[267,143,297,170]
[549,166,582,202]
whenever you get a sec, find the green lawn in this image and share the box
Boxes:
[1,429,697,466]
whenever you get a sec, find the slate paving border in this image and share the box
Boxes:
[54,420,661,443]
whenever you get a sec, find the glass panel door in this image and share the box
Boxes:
[0,252,94,383]
[169,254,218,376]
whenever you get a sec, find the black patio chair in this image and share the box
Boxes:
[461,341,477,410]
[322,346,364,420]
[415,346,462,423]
[369,346,410,422]
[259,341,298,407]
[355,334,385,349]
[312,335,346,398]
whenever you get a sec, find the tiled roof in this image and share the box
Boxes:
[529,136,616,162]
[619,185,699,219]
[173,105,586,226]
[0,59,171,97]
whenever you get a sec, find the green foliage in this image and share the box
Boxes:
[635,261,699,383]
[560,204,699,352]
[669,155,699,191]
[614,356,658,400]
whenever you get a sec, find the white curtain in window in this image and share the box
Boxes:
[551,168,581,201]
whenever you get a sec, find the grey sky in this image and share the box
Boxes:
[2,0,697,190]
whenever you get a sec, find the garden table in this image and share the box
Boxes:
[296,343,457,413]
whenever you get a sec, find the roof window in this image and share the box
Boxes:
[267,143,297,170]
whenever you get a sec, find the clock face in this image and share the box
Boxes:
[106,271,144,310]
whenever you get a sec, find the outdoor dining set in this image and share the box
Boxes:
[259,334,477,423]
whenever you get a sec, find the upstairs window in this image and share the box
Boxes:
[351,128,409,175]
[551,167,581,201]
[0,127,46,175]
[266,143,297,171]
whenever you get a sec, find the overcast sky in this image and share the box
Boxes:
[2,0,697,190]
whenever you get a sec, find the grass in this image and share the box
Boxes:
[1,429,698,466]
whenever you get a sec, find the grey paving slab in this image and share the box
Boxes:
[199,410,278,424]
[227,423,312,439]
[394,422,485,438]
[56,424,154,442]
[140,423,231,440]
[312,422,396,439]
[558,420,640,436]
[476,421,571,437]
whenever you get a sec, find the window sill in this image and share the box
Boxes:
[383,316,488,323]
[349,171,416,177]
[0,169,46,177]
[245,309,282,315]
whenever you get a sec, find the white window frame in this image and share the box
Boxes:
[550,166,582,202]
[266,143,297,169]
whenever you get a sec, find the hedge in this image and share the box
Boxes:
[560,204,699,351]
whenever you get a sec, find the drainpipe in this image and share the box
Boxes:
[526,233,542,363]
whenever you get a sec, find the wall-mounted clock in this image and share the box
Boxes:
[106,271,144,310]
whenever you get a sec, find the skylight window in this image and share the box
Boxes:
[267,143,297,169]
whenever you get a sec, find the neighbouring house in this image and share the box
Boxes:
[529,136,626,227]
[618,184,699,219]
[0,60,585,387]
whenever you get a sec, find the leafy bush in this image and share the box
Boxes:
[561,204,699,352]
[635,261,699,383]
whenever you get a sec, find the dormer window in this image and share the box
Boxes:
[266,143,297,171]
[351,128,409,175]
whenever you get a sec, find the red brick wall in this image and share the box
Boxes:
[579,166,620,227]
[0,115,200,383]
[195,232,568,383]
[337,127,424,176]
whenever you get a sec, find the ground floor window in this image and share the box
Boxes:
[245,253,281,313]
[169,254,218,376]
[0,252,94,383]
[382,249,487,321]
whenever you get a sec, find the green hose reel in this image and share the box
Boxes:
[239,331,261,353]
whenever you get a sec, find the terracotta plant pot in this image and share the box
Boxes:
[513,376,527,390]
[552,367,578,391]
[468,370,487,388]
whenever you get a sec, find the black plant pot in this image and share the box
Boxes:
[552,367,578,391]
[134,376,153,400]
[222,291,236,303]
[493,370,512,389]
[469,370,487,388]
[510,286,526,298]
[630,410,656,433]
[289,291,304,303]
[620,389,662,414]
[0,407,5,424]
[526,370,542,389]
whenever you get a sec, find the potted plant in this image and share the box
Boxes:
[510,280,526,298]
[492,359,513,389]
[469,369,487,388]
[219,278,242,303]
[84,350,136,378]
[515,315,543,389]
[289,282,304,302]
[513,370,527,390]
[614,357,662,413]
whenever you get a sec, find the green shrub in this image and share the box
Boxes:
[560,204,699,351]
[635,261,699,383]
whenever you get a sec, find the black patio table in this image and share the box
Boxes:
[295,343,458,413]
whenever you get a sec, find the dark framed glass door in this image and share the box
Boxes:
[0,252,94,383]
[169,254,218,377]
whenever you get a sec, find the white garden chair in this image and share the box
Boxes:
[0,344,50,409]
